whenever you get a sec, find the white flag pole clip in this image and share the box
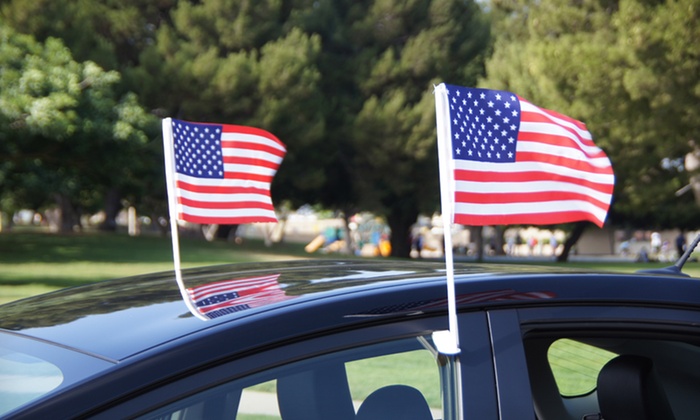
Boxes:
[434,84,461,350]
[434,83,464,420]
[162,118,208,321]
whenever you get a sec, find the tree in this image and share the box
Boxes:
[4,1,492,256]
[610,0,700,228]
[340,0,491,256]
[132,0,491,256]
[482,0,700,259]
[1,0,173,71]
[0,25,159,231]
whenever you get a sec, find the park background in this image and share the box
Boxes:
[1,1,699,301]
[3,207,699,305]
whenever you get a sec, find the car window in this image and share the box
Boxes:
[524,328,700,420]
[346,349,440,408]
[547,338,617,397]
[0,334,113,418]
[138,336,441,420]
[0,348,64,416]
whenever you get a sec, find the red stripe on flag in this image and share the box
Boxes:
[223,172,274,183]
[178,197,275,211]
[221,124,284,143]
[455,190,610,209]
[176,181,271,195]
[454,170,614,195]
[513,151,614,175]
[222,141,286,158]
[179,214,279,224]
[454,210,604,227]
[519,99,588,129]
[517,133,608,159]
[223,156,282,169]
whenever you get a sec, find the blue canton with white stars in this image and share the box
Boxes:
[446,85,521,163]
[172,120,225,179]
[195,291,240,308]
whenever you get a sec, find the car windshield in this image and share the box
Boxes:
[0,332,115,416]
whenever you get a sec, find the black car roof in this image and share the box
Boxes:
[1,259,699,361]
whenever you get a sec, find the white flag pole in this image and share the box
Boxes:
[162,118,208,321]
[434,84,460,351]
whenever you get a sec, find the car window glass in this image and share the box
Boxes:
[138,336,441,420]
[237,379,277,419]
[0,348,64,416]
[547,338,616,397]
[528,328,700,420]
[346,349,440,409]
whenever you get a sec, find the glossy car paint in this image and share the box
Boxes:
[2,259,700,419]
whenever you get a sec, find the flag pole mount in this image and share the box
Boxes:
[162,117,209,321]
[161,117,287,321]
[434,83,461,351]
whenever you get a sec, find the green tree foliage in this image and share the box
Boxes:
[345,0,491,256]
[1,0,172,70]
[131,0,490,256]
[0,25,159,231]
[3,0,491,257]
[483,0,700,230]
[135,0,331,213]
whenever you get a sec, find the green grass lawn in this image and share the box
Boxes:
[0,230,312,304]
[2,230,699,305]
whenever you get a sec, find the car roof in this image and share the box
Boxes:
[1,259,699,361]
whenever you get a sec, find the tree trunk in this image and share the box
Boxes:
[99,188,121,231]
[557,222,588,262]
[341,210,354,255]
[387,208,419,259]
[54,194,80,233]
[216,225,239,240]
[203,224,239,241]
[471,226,484,262]
[493,226,506,256]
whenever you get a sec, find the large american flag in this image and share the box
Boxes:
[168,119,286,224]
[442,84,614,227]
[187,274,291,319]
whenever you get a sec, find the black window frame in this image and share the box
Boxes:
[92,312,498,419]
[516,304,700,420]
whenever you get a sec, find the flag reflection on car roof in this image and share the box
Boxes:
[187,274,293,319]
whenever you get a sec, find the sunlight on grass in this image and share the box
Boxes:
[2,231,700,303]
[0,231,310,303]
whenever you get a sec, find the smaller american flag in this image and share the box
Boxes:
[187,274,292,319]
[167,119,286,225]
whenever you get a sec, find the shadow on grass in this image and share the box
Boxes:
[1,231,178,264]
[0,231,314,294]
[0,277,105,289]
[0,231,309,264]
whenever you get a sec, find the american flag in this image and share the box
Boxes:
[168,119,286,224]
[441,84,614,227]
[187,274,291,319]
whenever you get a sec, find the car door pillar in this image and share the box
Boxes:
[487,310,535,420]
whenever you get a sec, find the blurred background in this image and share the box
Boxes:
[1,0,699,262]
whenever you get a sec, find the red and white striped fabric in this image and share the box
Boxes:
[439,84,614,227]
[166,118,286,224]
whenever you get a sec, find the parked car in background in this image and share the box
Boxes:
[1,259,700,419]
